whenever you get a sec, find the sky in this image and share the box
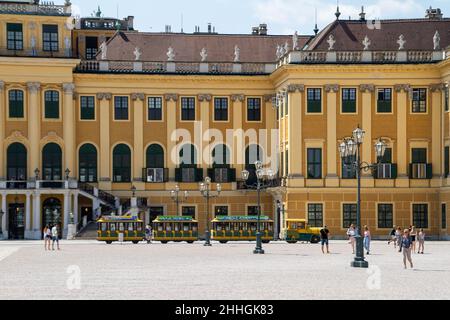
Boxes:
[70,0,450,35]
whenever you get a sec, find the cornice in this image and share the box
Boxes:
[287,84,305,93]
[429,83,445,92]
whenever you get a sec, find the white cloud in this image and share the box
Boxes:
[252,0,425,34]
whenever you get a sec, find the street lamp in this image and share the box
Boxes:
[339,126,387,268]
[65,168,71,180]
[131,185,136,197]
[170,184,188,216]
[199,177,221,246]
[241,160,275,254]
[34,168,40,180]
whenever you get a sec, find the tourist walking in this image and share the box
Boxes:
[145,224,152,244]
[410,226,417,253]
[388,226,396,246]
[319,225,330,254]
[43,225,51,251]
[346,224,356,254]
[363,226,371,255]
[395,227,402,252]
[418,228,425,254]
[51,225,60,251]
[400,229,414,269]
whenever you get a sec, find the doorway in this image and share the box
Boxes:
[8,203,25,240]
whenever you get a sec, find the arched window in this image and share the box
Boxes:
[113,144,131,182]
[44,90,59,119]
[212,144,230,167]
[146,144,164,168]
[7,143,27,181]
[42,143,62,181]
[79,144,97,183]
[42,198,62,238]
[245,144,263,168]
[179,144,197,167]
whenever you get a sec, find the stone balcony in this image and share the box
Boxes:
[0,1,71,16]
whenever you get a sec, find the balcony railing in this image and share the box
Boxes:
[77,60,276,75]
[373,163,398,179]
[142,168,169,183]
[409,163,432,180]
[0,47,72,58]
[207,167,236,183]
[237,177,283,190]
[0,2,71,16]
[175,167,203,183]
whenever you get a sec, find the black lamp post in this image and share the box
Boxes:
[65,168,71,180]
[34,168,40,180]
[131,185,136,197]
[199,177,221,246]
[170,184,188,216]
[241,160,275,254]
[339,126,387,268]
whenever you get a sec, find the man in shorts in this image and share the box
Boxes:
[320,225,330,254]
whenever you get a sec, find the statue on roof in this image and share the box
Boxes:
[99,41,107,60]
[327,34,336,51]
[433,31,440,50]
[284,41,290,54]
[276,45,282,59]
[362,35,371,51]
[134,47,142,61]
[292,31,299,50]
[200,48,208,62]
[397,34,406,50]
[234,45,240,63]
[167,47,175,61]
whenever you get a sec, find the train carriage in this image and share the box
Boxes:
[211,215,274,243]
[152,216,198,243]
[97,215,145,244]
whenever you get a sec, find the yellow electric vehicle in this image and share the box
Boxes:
[211,215,274,244]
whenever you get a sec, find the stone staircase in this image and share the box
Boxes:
[74,221,98,240]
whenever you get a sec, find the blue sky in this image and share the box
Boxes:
[70,0,450,35]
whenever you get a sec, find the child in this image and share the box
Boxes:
[417,228,425,254]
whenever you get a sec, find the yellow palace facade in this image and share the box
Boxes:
[0,1,449,240]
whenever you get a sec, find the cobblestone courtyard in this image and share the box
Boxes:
[0,240,449,300]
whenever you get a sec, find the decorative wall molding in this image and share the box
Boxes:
[264,94,276,102]
[429,83,445,92]
[62,83,75,94]
[394,84,411,93]
[40,131,64,147]
[324,84,339,93]
[231,94,245,102]
[164,93,178,102]
[96,92,112,100]
[4,131,29,147]
[198,94,212,102]
[26,82,41,93]
[359,84,375,93]
[287,84,305,93]
[0,80,4,92]
[131,93,145,101]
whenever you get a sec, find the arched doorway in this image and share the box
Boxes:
[42,198,62,238]
[145,144,165,182]
[8,198,25,240]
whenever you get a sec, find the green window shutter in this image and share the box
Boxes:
[426,164,433,179]
[307,100,321,113]
[228,168,236,182]
[163,168,169,183]
[207,168,215,182]
[342,100,356,113]
[195,168,204,182]
[175,168,182,182]
[408,164,413,179]
[391,164,398,179]
[9,90,24,118]
[80,96,95,120]
[45,101,59,118]
[377,100,391,113]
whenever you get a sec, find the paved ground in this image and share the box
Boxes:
[0,240,449,300]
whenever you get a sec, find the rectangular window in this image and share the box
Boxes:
[148,97,162,121]
[247,206,259,216]
[114,96,129,120]
[7,23,23,50]
[8,90,24,118]
[342,155,356,179]
[80,96,95,120]
[377,88,392,113]
[307,148,322,179]
[85,36,98,60]
[284,94,289,116]
[378,204,393,229]
[247,98,261,121]
[214,206,229,217]
[375,148,395,179]
[343,204,357,228]
[445,147,450,178]
[442,203,447,230]
[43,24,59,52]
[445,86,449,112]
[307,88,321,113]
[182,206,196,218]
[181,97,195,121]
[214,98,228,121]
[308,204,323,227]
[413,204,428,229]
[44,91,59,119]
[412,88,427,113]
[342,88,357,113]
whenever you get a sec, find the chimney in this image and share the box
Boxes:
[426,7,443,19]
[252,26,259,35]
[126,16,134,30]
[359,6,366,21]
[208,23,212,33]
[259,23,267,35]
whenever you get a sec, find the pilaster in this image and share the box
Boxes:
[97,92,112,190]
[165,94,178,175]
[360,84,375,187]
[395,84,410,187]
[27,82,41,179]
[63,83,76,178]
[325,84,339,187]
[132,93,145,187]
[286,85,304,187]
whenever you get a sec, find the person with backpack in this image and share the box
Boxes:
[400,229,414,269]
[319,225,330,254]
